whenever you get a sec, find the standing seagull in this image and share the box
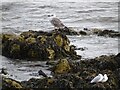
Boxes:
[101,74,108,82]
[90,74,103,83]
[48,14,67,29]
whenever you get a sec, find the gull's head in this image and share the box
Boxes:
[48,14,56,19]
[104,74,107,77]
[98,74,103,77]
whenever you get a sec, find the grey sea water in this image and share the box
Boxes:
[0,0,119,81]
[1,1,118,32]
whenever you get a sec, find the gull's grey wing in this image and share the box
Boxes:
[50,17,65,28]
[90,75,101,83]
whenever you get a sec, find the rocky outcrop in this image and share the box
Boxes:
[1,30,81,60]
[52,27,79,35]
[86,28,120,37]
[2,76,24,90]
[21,53,120,89]
[52,59,71,74]
[2,53,120,89]
[78,28,120,37]
[93,29,120,37]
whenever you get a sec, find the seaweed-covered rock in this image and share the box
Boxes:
[1,30,81,60]
[52,59,71,74]
[94,55,118,71]
[51,27,79,35]
[2,76,23,90]
[114,53,120,67]
[2,54,120,89]
[92,29,120,37]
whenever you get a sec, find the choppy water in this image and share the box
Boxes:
[0,0,119,81]
[1,1,118,32]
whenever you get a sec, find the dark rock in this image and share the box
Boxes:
[52,59,71,74]
[2,54,120,89]
[1,68,8,75]
[46,61,57,65]
[79,31,87,35]
[51,27,79,35]
[1,30,81,60]
[2,76,27,90]
[114,53,120,67]
[83,28,89,31]
[38,70,47,77]
[92,29,120,38]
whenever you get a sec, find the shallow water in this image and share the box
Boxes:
[0,1,119,81]
[69,35,118,59]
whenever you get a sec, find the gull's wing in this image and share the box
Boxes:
[50,17,65,28]
[90,75,102,83]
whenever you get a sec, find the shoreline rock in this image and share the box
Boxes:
[1,30,81,60]
[81,28,120,37]
[1,53,120,89]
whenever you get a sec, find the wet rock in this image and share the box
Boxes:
[95,55,118,71]
[52,59,71,74]
[92,29,120,37]
[2,54,120,89]
[1,30,81,60]
[2,77,24,90]
[1,68,8,75]
[79,31,87,35]
[114,53,120,67]
[98,30,120,37]
[38,70,47,77]
[46,60,57,66]
[51,27,79,35]
[21,77,55,89]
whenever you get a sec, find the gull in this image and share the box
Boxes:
[101,74,108,82]
[90,74,103,83]
[48,14,67,29]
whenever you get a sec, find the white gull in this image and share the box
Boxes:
[90,74,104,83]
[101,74,108,82]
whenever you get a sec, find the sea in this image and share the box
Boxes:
[0,0,119,81]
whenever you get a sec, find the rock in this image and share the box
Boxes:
[52,59,71,74]
[79,31,87,35]
[2,77,24,90]
[1,30,81,60]
[1,68,8,75]
[2,54,120,89]
[51,27,79,35]
[92,29,120,38]
[21,77,55,89]
[114,53,120,67]
[38,70,47,77]
[46,61,57,66]
[95,55,118,71]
